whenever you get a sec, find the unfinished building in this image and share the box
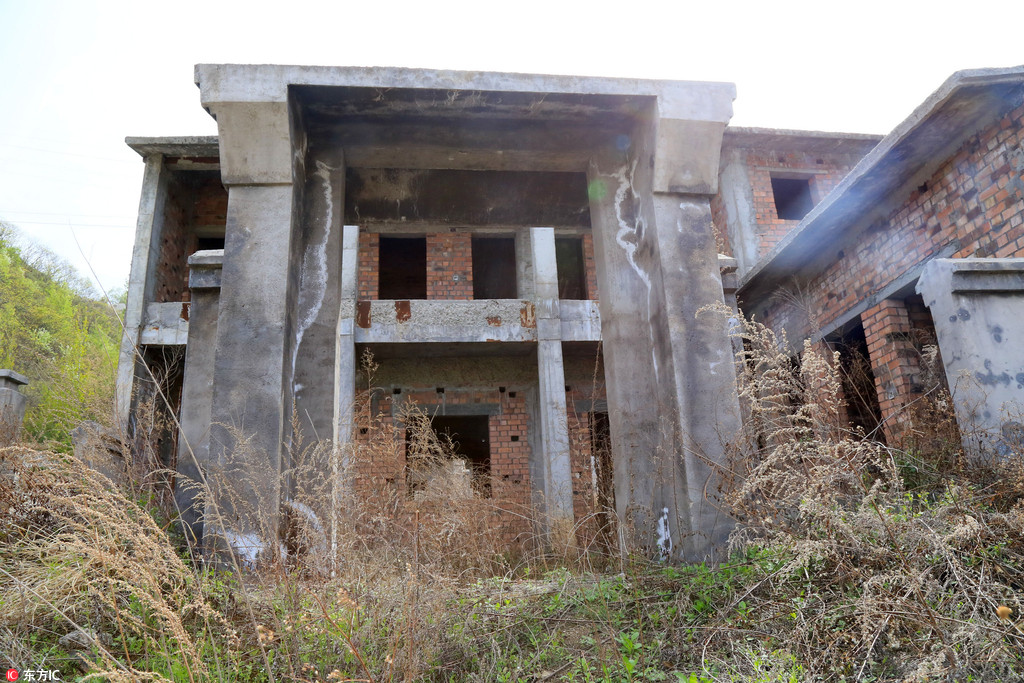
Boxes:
[119,63,1024,565]
[118,65,743,564]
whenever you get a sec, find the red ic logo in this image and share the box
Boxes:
[6,670,18,682]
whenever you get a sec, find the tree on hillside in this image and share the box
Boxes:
[0,221,122,448]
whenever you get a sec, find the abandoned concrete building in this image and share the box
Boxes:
[117,64,1024,564]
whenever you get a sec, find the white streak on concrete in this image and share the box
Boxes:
[608,160,659,378]
[656,506,672,560]
[292,161,335,381]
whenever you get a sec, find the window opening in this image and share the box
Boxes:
[471,236,517,299]
[379,236,427,299]
[555,237,587,299]
[770,176,814,220]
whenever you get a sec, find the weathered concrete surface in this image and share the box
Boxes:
[352,299,593,343]
[0,369,28,445]
[116,155,167,429]
[206,183,296,563]
[529,227,575,547]
[140,302,189,345]
[174,250,223,548]
[587,108,740,561]
[918,258,1024,457]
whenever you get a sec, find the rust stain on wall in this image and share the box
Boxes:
[520,303,536,328]
[395,300,412,322]
[356,301,372,328]
[486,316,502,326]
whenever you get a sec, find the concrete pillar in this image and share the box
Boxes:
[174,250,222,549]
[917,258,1024,457]
[586,112,739,562]
[292,154,345,453]
[515,230,536,300]
[116,155,168,430]
[202,96,297,566]
[862,298,922,444]
[0,369,28,445]
[529,227,575,547]
[650,193,742,559]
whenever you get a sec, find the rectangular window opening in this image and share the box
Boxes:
[379,236,427,299]
[471,236,517,299]
[771,176,815,221]
[555,236,587,299]
[406,414,491,498]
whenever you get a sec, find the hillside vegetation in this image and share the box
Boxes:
[0,222,122,447]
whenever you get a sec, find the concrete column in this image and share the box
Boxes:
[174,251,222,549]
[862,298,922,444]
[650,193,741,560]
[335,225,360,457]
[0,369,28,446]
[116,155,167,430]
[917,258,1024,457]
[587,113,739,562]
[515,230,536,300]
[529,227,575,547]
[292,154,345,452]
[202,96,297,566]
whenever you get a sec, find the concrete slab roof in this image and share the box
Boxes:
[723,127,883,154]
[194,64,736,123]
[739,65,1024,302]
[125,136,220,158]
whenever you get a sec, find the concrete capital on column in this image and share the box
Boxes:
[653,119,729,195]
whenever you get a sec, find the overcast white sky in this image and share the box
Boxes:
[1,0,1022,293]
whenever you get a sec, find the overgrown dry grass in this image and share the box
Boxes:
[2,316,1024,681]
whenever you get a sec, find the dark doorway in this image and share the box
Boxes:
[833,320,884,437]
[379,236,427,299]
[556,237,587,299]
[407,414,491,497]
[472,237,517,299]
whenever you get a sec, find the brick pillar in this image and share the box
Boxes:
[862,298,922,444]
[426,233,473,299]
[358,231,379,300]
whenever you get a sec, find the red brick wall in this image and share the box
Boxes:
[582,233,599,301]
[712,146,867,263]
[426,233,473,299]
[358,231,379,300]
[357,229,601,301]
[743,150,864,259]
[756,102,1024,342]
[351,386,533,545]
